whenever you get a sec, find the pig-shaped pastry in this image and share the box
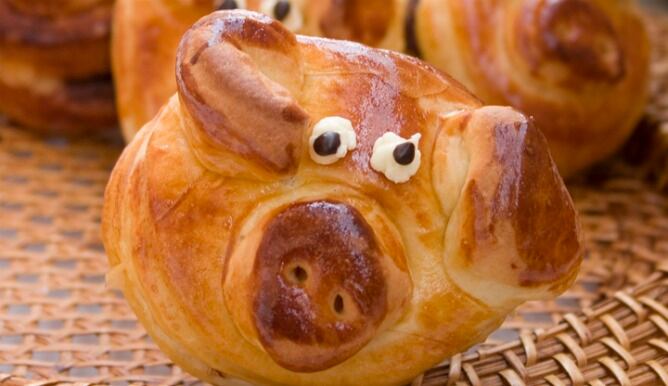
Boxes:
[103,11,581,386]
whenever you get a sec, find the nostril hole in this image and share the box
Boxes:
[292,266,308,283]
[333,294,344,314]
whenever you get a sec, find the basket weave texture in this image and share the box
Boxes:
[1,13,668,386]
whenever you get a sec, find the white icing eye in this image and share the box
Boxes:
[261,0,303,31]
[370,133,422,183]
[309,117,357,165]
[214,0,247,10]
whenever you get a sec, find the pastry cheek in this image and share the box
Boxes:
[251,201,388,372]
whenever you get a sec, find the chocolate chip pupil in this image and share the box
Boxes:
[393,142,415,165]
[217,0,237,10]
[313,132,341,156]
[274,0,291,21]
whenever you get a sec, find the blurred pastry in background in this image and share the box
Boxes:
[114,0,650,179]
[411,0,651,178]
[0,0,116,134]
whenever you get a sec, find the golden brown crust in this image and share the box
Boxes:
[103,11,581,386]
[417,0,650,177]
[0,0,115,133]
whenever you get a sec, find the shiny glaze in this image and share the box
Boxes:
[253,201,387,372]
[296,35,479,184]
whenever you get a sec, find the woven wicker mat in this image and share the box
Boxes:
[1,14,668,386]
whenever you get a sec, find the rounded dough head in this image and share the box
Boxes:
[103,11,582,386]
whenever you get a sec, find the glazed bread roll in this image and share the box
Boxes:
[0,0,116,133]
[103,11,582,386]
[114,0,650,178]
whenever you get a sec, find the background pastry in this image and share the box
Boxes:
[0,0,116,134]
[412,0,651,177]
[114,0,650,178]
[103,11,582,386]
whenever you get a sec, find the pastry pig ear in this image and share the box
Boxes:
[432,107,582,310]
[176,10,310,176]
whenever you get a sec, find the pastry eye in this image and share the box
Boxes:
[370,133,422,183]
[313,132,341,156]
[309,117,357,165]
[261,0,303,31]
[392,142,416,165]
[215,0,246,10]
